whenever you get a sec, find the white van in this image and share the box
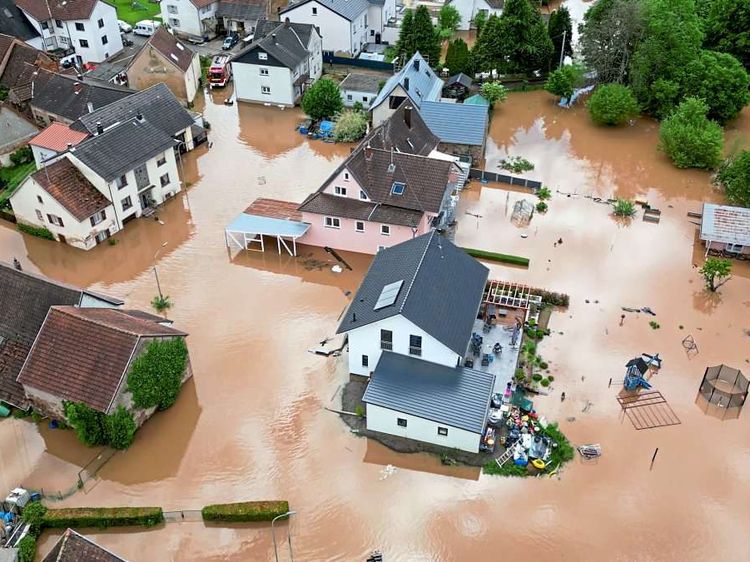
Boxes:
[133,20,161,37]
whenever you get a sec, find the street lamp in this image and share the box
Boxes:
[271,510,297,562]
[153,242,168,299]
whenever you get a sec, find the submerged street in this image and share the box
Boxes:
[1,87,749,561]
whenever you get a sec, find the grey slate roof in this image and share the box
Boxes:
[280,0,370,21]
[363,351,495,433]
[370,52,443,110]
[418,100,489,146]
[71,83,195,138]
[298,192,424,227]
[233,19,312,69]
[0,105,38,153]
[0,1,40,42]
[337,232,489,355]
[446,72,472,88]
[0,262,122,408]
[255,18,313,45]
[72,117,177,182]
[217,0,268,21]
[339,72,382,94]
[363,103,439,156]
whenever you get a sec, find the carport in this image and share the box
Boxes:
[224,198,310,256]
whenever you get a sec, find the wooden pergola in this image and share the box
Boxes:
[483,280,536,309]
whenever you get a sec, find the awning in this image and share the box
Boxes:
[224,198,310,256]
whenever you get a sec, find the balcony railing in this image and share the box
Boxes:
[409,347,422,357]
[380,341,393,351]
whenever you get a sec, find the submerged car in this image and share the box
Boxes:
[118,20,132,33]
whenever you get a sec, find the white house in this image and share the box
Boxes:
[232,19,322,107]
[363,352,495,453]
[14,0,123,64]
[339,72,381,108]
[369,51,443,126]
[446,0,504,31]
[12,115,182,249]
[216,0,269,36]
[279,0,396,56]
[336,231,489,377]
[161,0,219,41]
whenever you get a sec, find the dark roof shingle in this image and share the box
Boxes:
[233,20,312,69]
[0,4,39,42]
[217,0,268,22]
[337,232,489,355]
[298,192,424,227]
[14,0,98,21]
[0,42,54,89]
[142,27,196,72]
[42,528,127,562]
[418,101,489,146]
[30,158,110,221]
[364,352,495,433]
[18,306,186,413]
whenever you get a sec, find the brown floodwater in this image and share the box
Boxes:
[2,90,750,561]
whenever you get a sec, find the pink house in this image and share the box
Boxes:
[298,106,462,255]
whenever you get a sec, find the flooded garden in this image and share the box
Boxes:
[1,82,749,561]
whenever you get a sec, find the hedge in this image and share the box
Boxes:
[462,248,530,266]
[42,507,164,529]
[17,222,54,240]
[201,501,290,522]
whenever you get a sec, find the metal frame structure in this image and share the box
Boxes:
[483,280,541,310]
[697,365,748,420]
[224,199,310,257]
[617,390,681,430]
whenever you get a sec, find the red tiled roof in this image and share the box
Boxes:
[18,306,187,413]
[190,0,216,8]
[245,198,302,221]
[30,158,110,221]
[14,0,98,22]
[29,122,89,152]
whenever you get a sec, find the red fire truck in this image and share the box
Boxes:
[208,54,232,88]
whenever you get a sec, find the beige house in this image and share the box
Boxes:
[125,28,201,105]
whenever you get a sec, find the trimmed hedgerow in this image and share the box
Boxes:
[17,535,36,562]
[17,222,54,240]
[201,501,290,522]
[462,248,530,267]
[42,507,164,529]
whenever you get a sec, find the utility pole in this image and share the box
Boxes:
[559,29,567,69]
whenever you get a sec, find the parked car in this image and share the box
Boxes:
[122,35,134,47]
[118,20,132,33]
[222,33,239,50]
[133,20,161,37]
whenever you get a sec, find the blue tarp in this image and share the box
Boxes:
[319,120,334,135]
[225,213,310,238]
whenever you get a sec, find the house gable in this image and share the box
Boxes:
[233,45,289,68]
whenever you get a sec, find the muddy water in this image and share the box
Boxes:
[2,90,750,561]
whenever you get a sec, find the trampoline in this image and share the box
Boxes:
[696,365,748,420]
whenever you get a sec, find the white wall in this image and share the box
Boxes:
[233,62,294,106]
[283,2,356,55]
[345,315,462,377]
[371,84,407,126]
[185,53,201,103]
[341,87,376,108]
[162,0,208,38]
[10,174,117,250]
[366,403,481,453]
[31,145,58,169]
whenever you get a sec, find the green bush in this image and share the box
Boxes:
[483,460,528,476]
[539,361,549,370]
[354,405,365,417]
[715,150,750,208]
[127,337,188,411]
[659,97,724,169]
[462,248,530,266]
[333,110,368,142]
[9,146,33,166]
[543,422,574,465]
[301,78,343,120]
[42,507,164,529]
[532,289,569,307]
[587,84,640,126]
[649,320,661,329]
[17,223,54,240]
[536,201,548,213]
[201,501,290,522]
[22,501,47,536]
[541,378,551,387]
[480,82,509,105]
[547,375,555,382]
[612,198,636,217]
[17,535,36,562]
[105,406,137,450]
[64,401,107,447]
[536,186,552,200]
[544,65,584,98]
[499,156,534,173]
[151,295,172,313]
[532,373,543,382]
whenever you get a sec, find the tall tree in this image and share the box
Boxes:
[444,38,472,75]
[396,9,416,60]
[438,5,462,39]
[548,7,573,66]
[474,10,488,36]
[497,0,554,73]
[659,97,724,169]
[471,14,503,72]
[681,50,750,123]
[629,0,703,117]
[412,5,442,65]
[703,0,750,70]
[579,0,644,84]
[715,150,750,207]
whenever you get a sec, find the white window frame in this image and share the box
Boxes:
[334,186,347,196]
[380,224,390,236]
[726,243,744,253]
[259,67,269,76]
[261,85,271,94]
[355,221,365,233]
[359,190,367,200]
[258,52,268,60]
[324,216,341,229]
[438,427,448,436]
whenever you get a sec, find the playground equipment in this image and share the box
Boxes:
[697,364,748,420]
[624,358,652,391]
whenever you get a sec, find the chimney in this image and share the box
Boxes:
[404,105,412,129]
[87,101,94,113]
[136,111,144,122]
[96,121,103,135]
[403,77,410,91]
[364,144,372,160]
[272,33,277,44]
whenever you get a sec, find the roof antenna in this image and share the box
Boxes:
[387,148,395,173]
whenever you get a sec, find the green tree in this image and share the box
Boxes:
[395,9,416,59]
[301,78,343,120]
[681,50,750,123]
[444,38,472,75]
[548,6,573,66]
[715,150,750,207]
[151,294,172,313]
[703,0,750,70]
[17,535,36,562]
[127,337,189,411]
[497,0,554,73]
[630,0,703,117]
[412,5,441,65]
[579,0,644,84]
[480,82,508,105]
[699,257,732,291]
[474,10,488,35]
[105,406,137,450]
[587,84,640,125]
[438,5,462,39]
[612,198,637,216]
[333,110,368,142]
[21,502,47,536]
[64,401,107,446]
[659,97,724,169]
[471,14,503,72]
[544,65,583,98]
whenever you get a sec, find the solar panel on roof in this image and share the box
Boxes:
[373,280,404,310]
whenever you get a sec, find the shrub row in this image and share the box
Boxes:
[42,507,164,529]
[530,288,570,307]
[17,222,54,240]
[201,501,290,522]
[462,248,530,267]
